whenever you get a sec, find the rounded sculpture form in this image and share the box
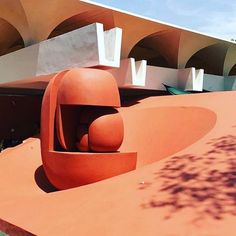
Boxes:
[89,110,124,152]
[75,107,124,152]
[40,68,137,190]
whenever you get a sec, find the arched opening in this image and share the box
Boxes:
[48,10,115,39]
[186,43,228,75]
[129,43,169,67]
[229,64,236,76]
[0,18,24,56]
[129,30,181,68]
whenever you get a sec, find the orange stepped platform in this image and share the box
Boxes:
[0,91,235,235]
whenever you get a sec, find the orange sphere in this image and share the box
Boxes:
[89,112,124,152]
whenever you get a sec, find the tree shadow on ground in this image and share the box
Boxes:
[139,135,236,222]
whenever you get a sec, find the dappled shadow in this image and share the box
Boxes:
[34,166,58,193]
[140,135,236,222]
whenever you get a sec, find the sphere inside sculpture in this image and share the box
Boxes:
[56,105,124,153]
[76,107,124,152]
[55,68,124,153]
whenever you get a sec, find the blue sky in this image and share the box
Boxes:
[94,0,236,40]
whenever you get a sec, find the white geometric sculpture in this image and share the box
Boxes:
[130,59,147,86]
[178,68,204,91]
[108,58,147,87]
[109,60,203,91]
[101,26,122,67]
[194,69,204,91]
[38,23,122,72]
[0,23,122,85]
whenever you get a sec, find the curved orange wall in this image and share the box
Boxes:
[119,106,216,167]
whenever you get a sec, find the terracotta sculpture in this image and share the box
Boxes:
[40,68,137,190]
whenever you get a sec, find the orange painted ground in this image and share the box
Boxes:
[0,91,235,235]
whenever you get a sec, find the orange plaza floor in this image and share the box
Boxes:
[0,91,236,235]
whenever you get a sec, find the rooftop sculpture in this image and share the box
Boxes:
[40,68,137,189]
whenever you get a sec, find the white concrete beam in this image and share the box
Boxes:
[101,27,122,67]
[0,23,122,85]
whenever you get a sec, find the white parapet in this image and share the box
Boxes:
[224,76,236,91]
[178,68,204,91]
[101,27,122,67]
[145,66,178,90]
[108,58,147,87]
[203,74,225,91]
[109,59,203,91]
[0,23,122,85]
[204,74,236,91]
[194,69,204,91]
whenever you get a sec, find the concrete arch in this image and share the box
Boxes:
[18,0,95,42]
[47,10,115,39]
[178,31,219,68]
[129,29,181,68]
[228,64,236,76]
[0,0,30,44]
[112,11,172,58]
[0,18,25,56]
[186,43,229,75]
[223,45,236,76]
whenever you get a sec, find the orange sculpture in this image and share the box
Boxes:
[40,68,137,190]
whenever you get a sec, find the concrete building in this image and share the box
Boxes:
[1,1,236,236]
[0,0,235,91]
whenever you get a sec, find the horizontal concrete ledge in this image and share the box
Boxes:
[108,58,204,91]
[0,23,122,84]
[1,62,204,92]
[204,74,236,91]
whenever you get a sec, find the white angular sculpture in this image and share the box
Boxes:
[108,58,147,87]
[178,68,204,91]
[0,23,122,85]
[194,69,204,91]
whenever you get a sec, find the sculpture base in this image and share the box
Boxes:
[42,151,137,190]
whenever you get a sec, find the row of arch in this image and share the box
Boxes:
[130,34,236,76]
[0,8,114,55]
[0,1,235,76]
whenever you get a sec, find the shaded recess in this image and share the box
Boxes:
[0,94,42,150]
[129,30,181,68]
[48,10,115,39]
[34,166,58,193]
[0,18,24,56]
[229,64,236,76]
[186,43,228,75]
